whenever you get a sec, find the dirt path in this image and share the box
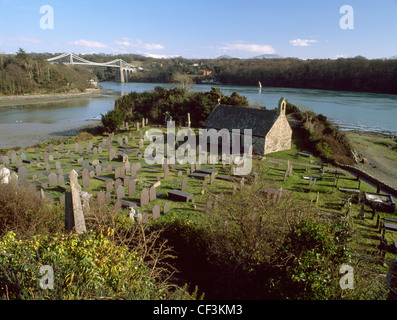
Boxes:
[345,131,397,190]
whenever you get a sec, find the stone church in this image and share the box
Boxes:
[202,97,293,155]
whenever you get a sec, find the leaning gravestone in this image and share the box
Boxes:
[65,170,86,234]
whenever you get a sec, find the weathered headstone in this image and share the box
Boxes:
[128,179,136,196]
[149,186,157,201]
[48,172,58,186]
[65,170,86,234]
[106,181,113,192]
[18,166,28,184]
[140,188,149,206]
[116,185,125,200]
[115,178,122,191]
[163,202,170,214]
[181,177,187,191]
[97,190,106,205]
[109,148,116,161]
[152,205,160,220]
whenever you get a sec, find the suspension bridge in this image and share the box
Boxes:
[47,53,140,83]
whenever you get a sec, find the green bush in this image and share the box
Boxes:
[0,230,171,300]
[101,109,126,133]
[277,219,352,300]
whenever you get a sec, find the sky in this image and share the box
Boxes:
[1,0,397,60]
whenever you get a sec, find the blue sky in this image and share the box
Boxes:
[1,0,397,59]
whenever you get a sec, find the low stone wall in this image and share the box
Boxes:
[339,164,397,198]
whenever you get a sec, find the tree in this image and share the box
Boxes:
[101,109,126,133]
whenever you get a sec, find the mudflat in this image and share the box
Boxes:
[345,131,397,190]
[0,88,104,108]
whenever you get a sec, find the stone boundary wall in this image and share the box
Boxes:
[339,164,397,198]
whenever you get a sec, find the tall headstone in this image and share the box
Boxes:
[140,188,149,207]
[116,185,125,200]
[181,177,187,191]
[152,205,160,220]
[128,179,136,196]
[65,170,86,234]
[149,186,157,202]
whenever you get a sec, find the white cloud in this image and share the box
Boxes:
[290,39,317,47]
[220,42,276,54]
[115,37,165,50]
[135,50,180,59]
[68,39,108,49]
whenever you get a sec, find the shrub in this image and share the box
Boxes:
[276,219,352,300]
[101,109,126,133]
[0,230,167,299]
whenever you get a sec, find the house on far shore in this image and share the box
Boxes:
[202,97,293,155]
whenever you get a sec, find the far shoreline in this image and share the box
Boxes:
[0,88,114,108]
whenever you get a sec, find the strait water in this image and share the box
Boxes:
[0,81,396,138]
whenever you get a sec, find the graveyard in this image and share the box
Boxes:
[1,120,396,300]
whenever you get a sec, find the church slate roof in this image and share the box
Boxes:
[202,105,278,137]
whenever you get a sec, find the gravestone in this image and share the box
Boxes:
[128,180,136,196]
[152,205,160,220]
[82,174,90,188]
[181,177,187,191]
[65,170,86,234]
[107,163,113,173]
[106,181,113,192]
[2,156,9,166]
[140,188,149,206]
[115,178,122,191]
[48,144,54,153]
[163,202,170,214]
[58,174,64,185]
[10,151,17,164]
[96,165,102,176]
[109,148,116,161]
[18,166,28,184]
[55,161,61,170]
[97,190,106,205]
[116,185,125,200]
[59,143,64,152]
[210,172,216,184]
[149,186,157,201]
[48,172,58,186]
